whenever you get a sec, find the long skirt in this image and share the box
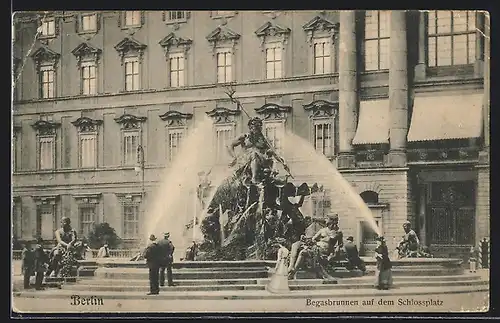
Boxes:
[374,268,393,289]
[266,260,290,293]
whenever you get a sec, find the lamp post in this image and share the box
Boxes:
[135,145,145,238]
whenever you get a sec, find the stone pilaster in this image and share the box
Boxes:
[388,11,408,167]
[338,10,358,169]
[479,11,490,161]
[414,11,426,80]
[474,11,485,78]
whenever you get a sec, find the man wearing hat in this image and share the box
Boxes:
[33,237,49,290]
[144,234,162,295]
[157,232,175,287]
[343,236,366,273]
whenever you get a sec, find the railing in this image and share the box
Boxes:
[12,249,142,260]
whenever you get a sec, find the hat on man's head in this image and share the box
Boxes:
[149,234,157,241]
[164,232,170,237]
[346,236,354,241]
[403,221,411,227]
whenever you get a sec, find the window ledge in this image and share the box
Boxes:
[38,35,57,40]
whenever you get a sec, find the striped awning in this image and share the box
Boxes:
[407,93,484,142]
[352,99,390,145]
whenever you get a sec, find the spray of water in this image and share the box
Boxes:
[144,117,217,257]
[282,131,382,237]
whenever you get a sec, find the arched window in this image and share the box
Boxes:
[360,190,379,205]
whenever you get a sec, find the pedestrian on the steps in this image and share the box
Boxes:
[97,243,110,258]
[144,234,162,295]
[33,237,49,290]
[343,236,366,274]
[266,238,290,294]
[374,236,393,290]
[21,242,35,289]
[158,232,175,287]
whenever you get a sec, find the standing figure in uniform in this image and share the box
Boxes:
[33,237,49,290]
[158,232,175,287]
[144,234,162,295]
[21,242,34,289]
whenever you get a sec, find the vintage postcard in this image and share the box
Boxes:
[11,10,490,315]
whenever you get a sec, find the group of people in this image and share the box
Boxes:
[143,232,176,295]
[21,238,49,290]
[266,214,395,294]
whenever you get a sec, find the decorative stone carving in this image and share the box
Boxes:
[31,46,60,70]
[159,110,193,127]
[71,117,103,133]
[116,193,143,204]
[31,119,61,136]
[255,103,292,120]
[158,33,193,57]
[255,21,291,50]
[114,114,147,130]
[206,26,240,55]
[74,193,101,204]
[206,107,241,124]
[302,15,339,45]
[114,37,147,65]
[303,100,339,118]
[71,42,102,68]
[33,195,58,206]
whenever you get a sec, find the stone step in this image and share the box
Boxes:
[61,279,489,293]
[100,260,275,269]
[95,269,269,280]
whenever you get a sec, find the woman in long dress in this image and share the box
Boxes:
[266,238,290,293]
[374,236,393,290]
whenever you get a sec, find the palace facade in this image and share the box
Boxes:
[12,10,490,257]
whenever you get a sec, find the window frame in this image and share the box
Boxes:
[123,11,142,28]
[123,56,141,92]
[426,10,477,68]
[37,135,56,170]
[312,118,335,157]
[264,42,284,80]
[78,204,97,237]
[80,12,98,33]
[168,52,185,88]
[166,126,186,163]
[39,17,56,38]
[214,123,235,164]
[215,48,234,84]
[363,10,391,72]
[211,11,237,19]
[263,119,286,156]
[78,132,98,169]
[312,37,334,75]
[122,129,141,166]
[163,11,189,24]
[122,203,140,239]
[80,60,98,96]
[39,64,56,99]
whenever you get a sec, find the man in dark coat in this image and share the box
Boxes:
[21,242,34,289]
[343,236,366,273]
[144,234,162,295]
[157,232,175,287]
[33,238,49,290]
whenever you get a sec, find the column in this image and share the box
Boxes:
[388,11,409,167]
[474,11,485,77]
[338,10,358,169]
[481,11,490,155]
[414,11,426,80]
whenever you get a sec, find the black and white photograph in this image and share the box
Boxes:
[11,9,490,314]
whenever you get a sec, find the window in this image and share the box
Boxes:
[217,50,232,84]
[313,38,332,74]
[265,44,283,79]
[364,10,390,71]
[79,133,97,168]
[123,131,139,166]
[123,204,140,238]
[81,61,97,95]
[215,125,233,163]
[264,121,285,155]
[79,206,96,236]
[167,128,184,162]
[167,11,187,21]
[124,56,140,91]
[427,10,477,67]
[39,65,55,99]
[313,120,334,156]
[81,13,97,32]
[212,11,236,18]
[124,11,141,27]
[169,53,185,87]
[312,192,331,218]
[40,18,55,37]
[39,136,55,170]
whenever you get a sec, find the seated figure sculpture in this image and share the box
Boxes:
[47,217,78,278]
[287,214,343,280]
[397,221,433,258]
